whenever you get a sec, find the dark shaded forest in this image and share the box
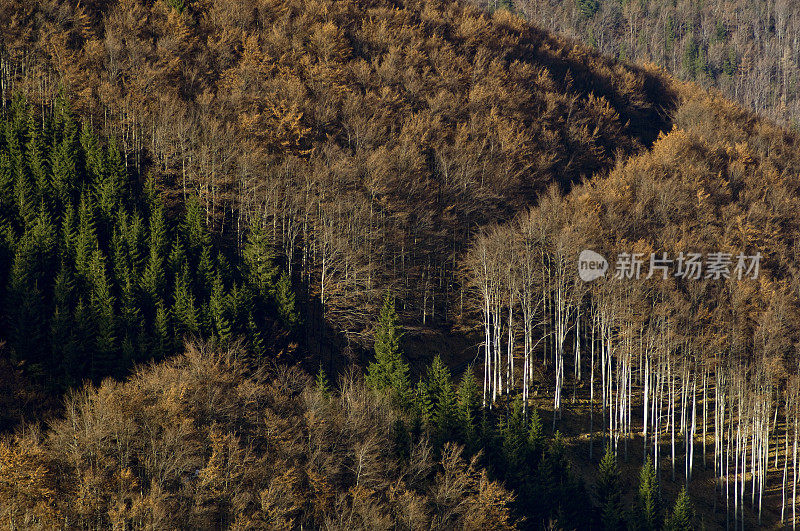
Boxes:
[499,0,800,128]
[2,0,800,529]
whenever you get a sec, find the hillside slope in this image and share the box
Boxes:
[0,0,676,337]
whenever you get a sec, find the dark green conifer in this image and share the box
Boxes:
[365,292,410,406]
[664,487,693,531]
[596,446,625,530]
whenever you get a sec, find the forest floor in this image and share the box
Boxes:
[413,324,791,529]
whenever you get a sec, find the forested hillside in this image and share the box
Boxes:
[0,0,675,340]
[495,0,800,127]
[0,96,299,406]
[3,0,800,529]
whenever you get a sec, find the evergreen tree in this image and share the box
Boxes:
[430,358,458,445]
[153,301,171,357]
[75,192,98,283]
[172,264,199,338]
[242,221,278,300]
[413,378,433,423]
[275,271,299,331]
[209,273,232,345]
[49,101,77,206]
[26,109,49,206]
[182,194,210,257]
[527,407,544,459]
[501,396,527,483]
[595,446,625,530]
[315,364,331,397]
[633,456,660,530]
[664,487,693,531]
[390,418,411,461]
[457,367,481,448]
[141,197,167,303]
[88,249,117,379]
[365,291,409,406]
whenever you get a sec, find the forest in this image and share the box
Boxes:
[497,0,800,129]
[1,0,800,528]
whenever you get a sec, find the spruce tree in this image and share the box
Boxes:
[88,249,117,379]
[275,271,299,330]
[153,301,171,357]
[633,456,660,530]
[390,418,411,461]
[595,446,625,530]
[172,264,199,338]
[432,361,458,445]
[242,221,278,300]
[365,291,409,406]
[49,101,77,206]
[457,367,481,448]
[209,273,232,345]
[664,487,693,531]
[26,109,49,206]
[315,364,331,397]
[501,396,527,483]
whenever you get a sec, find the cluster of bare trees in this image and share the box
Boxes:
[464,83,800,525]
[0,0,675,344]
[0,342,516,529]
[493,0,800,127]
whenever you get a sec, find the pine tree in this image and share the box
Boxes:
[209,273,232,345]
[664,487,693,531]
[49,101,77,207]
[26,109,49,206]
[595,446,625,530]
[242,221,278,300]
[633,456,660,531]
[365,291,409,406]
[501,396,527,483]
[457,367,481,448]
[431,359,458,445]
[275,271,299,330]
[390,418,411,461]
[315,364,331,397]
[172,264,199,338]
[88,249,117,379]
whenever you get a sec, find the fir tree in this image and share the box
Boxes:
[633,456,660,531]
[595,446,625,530]
[88,249,117,379]
[242,221,278,300]
[365,291,409,406]
[664,487,693,531]
[315,364,331,397]
[172,264,199,338]
[457,367,481,448]
[501,396,527,483]
[275,271,299,331]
